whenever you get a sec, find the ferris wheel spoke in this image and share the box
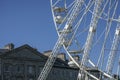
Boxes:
[97,0,118,70]
[63,0,95,51]
[52,0,61,7]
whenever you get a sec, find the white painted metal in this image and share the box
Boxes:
[106,17,120,75]
[81,0,103,66]
[37,0,120,80]
[117,58,120,79]
[37,0,85,80]
[97,0,118,70]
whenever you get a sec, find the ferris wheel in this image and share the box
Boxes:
[38,0,120,80]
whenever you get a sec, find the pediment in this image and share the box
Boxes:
[11,49,43,59]
[1,44,68,67]
[2,45,47,61]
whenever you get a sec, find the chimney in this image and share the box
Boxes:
[43,50,52,56]
[4,43,14,50]
[57,53,66,61]
[69,55,80,61]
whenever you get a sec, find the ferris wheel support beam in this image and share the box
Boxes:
[81,0,103,66]
[106,17,120,75]
[37,0,85,80]
[117,58,120,78]
[97,0,118,70]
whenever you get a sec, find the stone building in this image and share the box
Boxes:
[43,50,67,61]
[0,43,79,80]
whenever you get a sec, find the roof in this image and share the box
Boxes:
[0,49,9,55]
[0,44,69,67]
[0,44,46,58]
[0,49,9,53]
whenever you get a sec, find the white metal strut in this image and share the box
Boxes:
[37,0,84,80]
[81,0,103,66]
[106,17,120,75]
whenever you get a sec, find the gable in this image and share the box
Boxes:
[9,49,44,59]
[1,45,47,61]
[1,44,69,67]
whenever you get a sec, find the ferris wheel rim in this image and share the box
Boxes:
[50,0,99,68]
[50,0,120,77]
[50,0,81,68]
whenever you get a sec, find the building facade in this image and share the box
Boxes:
[0,44,79,80]
[43,50,67,61]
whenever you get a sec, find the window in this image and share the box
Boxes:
[29,78,34,80]
[16,64,24,73]
[4,63,11,72]
[0,64,1,75]
[4,75,10,80]
[39,67,42,74]
[27,65,35,74]
[27,77,34,80]
[16,77,23,80]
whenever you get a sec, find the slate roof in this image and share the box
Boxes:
[0,44,70,68]
[0,49,9,55]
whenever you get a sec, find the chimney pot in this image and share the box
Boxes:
[4,43,14,50]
